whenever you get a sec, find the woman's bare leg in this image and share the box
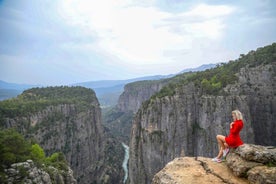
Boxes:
[216,135,226,149]
[216,135,226,159]
[224,143,229,148]
[216,146,223,158]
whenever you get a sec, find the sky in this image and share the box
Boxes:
[0,0,276,85]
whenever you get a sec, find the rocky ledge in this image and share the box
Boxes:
[226,144,276,184]
[152,144,276,184]
[4,160,77,184]
[152,157,248,184]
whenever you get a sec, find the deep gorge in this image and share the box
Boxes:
[0,43,275,184]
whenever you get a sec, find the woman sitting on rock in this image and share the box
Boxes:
[212,110,244,163]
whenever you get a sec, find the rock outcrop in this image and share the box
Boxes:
[128,46,276,183]
[152,157,249,184]
[152,144,276,184]
[5,160,77,184]
[226,144,276,184]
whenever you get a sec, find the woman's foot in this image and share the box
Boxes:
[211,157,222,163]
[223,148,229,157]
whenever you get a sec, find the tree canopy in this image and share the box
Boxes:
[0,129,68,182]
[152,42,276,98]
[0,86,97,118]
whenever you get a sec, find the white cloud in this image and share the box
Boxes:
[161,3,235,39]
[185,3,234,19]
[58,0,235,69]
[1,0,275,85]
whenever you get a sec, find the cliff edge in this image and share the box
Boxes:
[5,160,77,184]
[152,144,276,184]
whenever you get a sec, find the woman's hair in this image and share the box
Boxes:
[232,110,243,120]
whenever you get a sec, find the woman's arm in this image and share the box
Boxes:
[230,121,242,134]
[230,122,234,129]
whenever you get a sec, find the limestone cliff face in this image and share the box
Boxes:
[117,80,166,113]
[1,88,124,184]
[128,63,276,184]
[104,80,166,143]
[236,65,276,146]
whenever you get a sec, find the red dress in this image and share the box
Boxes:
[225,120,244,148]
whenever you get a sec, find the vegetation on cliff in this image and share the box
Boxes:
[0,129,69,183]
[0,86,97,118]
[123,80,163,96]
[152,43,276,98]
[0,86,125,183]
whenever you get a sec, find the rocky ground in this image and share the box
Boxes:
[152,144,276,184]
[152,157,248,184]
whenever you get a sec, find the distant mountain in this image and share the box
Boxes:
[178,63,217,73]
[74,64,216,90]
[73,75,168,89]
[74,64,216,107]
[0,89,21,100]
[73,75,169,107]
[0,80,38,90]
[0,64,216,103]
[0,80,39,101]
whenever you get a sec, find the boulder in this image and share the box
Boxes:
[247,166,276,184]
[226,152,262,177]
[226,144,276,184]
[235,144,276,164]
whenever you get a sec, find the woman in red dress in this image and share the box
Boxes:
[212,110,244,163]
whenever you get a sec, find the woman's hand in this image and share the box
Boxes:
[230,122,234,129]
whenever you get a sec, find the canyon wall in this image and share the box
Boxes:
[0,87,124,184]
[117,80,166,113]
[128,61,275,184]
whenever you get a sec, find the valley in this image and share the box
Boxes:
[0,43,275,183]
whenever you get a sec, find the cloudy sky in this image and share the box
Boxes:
[0,0,276,85]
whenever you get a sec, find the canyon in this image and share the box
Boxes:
[0,43,275,183]
[125,44,276,183]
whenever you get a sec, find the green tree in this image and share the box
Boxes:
[30,144,45,164]
[0,129,31,169]
[46,152,68,171]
